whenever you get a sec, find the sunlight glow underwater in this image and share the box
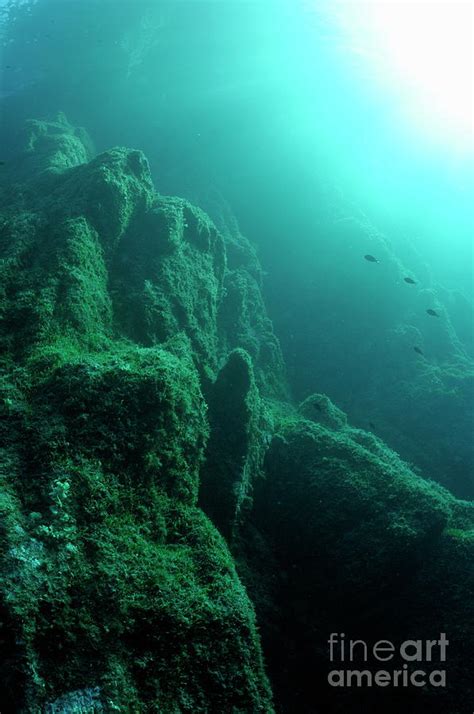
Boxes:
[326,1,473,154]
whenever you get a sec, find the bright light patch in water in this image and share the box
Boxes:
[326,1,473,152]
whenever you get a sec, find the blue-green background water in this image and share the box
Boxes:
[1,0,473,495]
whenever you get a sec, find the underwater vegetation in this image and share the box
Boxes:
[0,0,471,709]
[0,114,473,714]
[0,116,277,712]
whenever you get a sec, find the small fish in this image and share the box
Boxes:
[368,421,376,430]
[0,161,5,166]
[364,254,379,263]
[426,309,439,317]
[404,277,416,284]
[414,346,424,356]
[313,402,322,412]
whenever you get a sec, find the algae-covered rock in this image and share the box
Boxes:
[240,408,474,713]
[220,267,286,398]
[13,112,92,180]
[0,145,155,360]
[257,415,451,602]
[0,116,284,395]
[4,113,472,714]
[199,348,272,539]
[166,183,288,399]
[109,196,226,382]
[0,118,275,712]
[43,687,103,714]
[298,392,347,430]
[0,483,274,711]
[28,346,208,503]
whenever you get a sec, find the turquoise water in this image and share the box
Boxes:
[0,3,473,711]
[1,0,472,489]
[1,2,472,279]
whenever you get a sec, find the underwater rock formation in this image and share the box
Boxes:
[298,392,347,430]
[1,116,473,714]
[199,348,272,540]
[0,116,276,712]
[239,408,474,713]
[11,113,93,182]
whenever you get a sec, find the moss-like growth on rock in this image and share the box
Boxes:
[12,112,93,181]
[3,113,472,714]
[109,197,226,383]
[298,392,347,430]
[199,348,273,539]
[241,407,474,713]
[0,118,275,712]
[258,415,451,599]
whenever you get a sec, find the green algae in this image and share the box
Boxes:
[110,196,226,383]
[199,348,273,540]
[256,413,452,598]
[2,113,473,714]
[0,118,275,712]
[238,403,474,713]
[298,392,348,430]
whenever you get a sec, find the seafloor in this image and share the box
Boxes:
[0,115,473,713]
